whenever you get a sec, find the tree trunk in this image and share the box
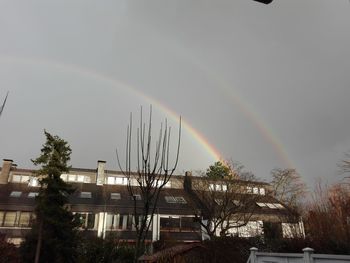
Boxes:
[34,219,43,263]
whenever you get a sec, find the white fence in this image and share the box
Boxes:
[247,247,350,263]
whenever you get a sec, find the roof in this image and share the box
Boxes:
[138,243,205,262]
[0,183,196,215]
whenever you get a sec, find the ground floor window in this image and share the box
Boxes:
[0,211,34,227]
[160,216,200,232]
[75,212,96,229]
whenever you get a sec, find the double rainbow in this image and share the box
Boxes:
[1,55,293,168]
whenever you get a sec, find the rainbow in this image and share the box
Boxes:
[165,44,296,169]
[0,55,293,168]
[0,55,222,162]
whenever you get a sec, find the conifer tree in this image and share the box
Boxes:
[20,131,79,263]
[206,161,231,179]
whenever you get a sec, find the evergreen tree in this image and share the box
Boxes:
[206,161,231,179]
[20,131,79,263]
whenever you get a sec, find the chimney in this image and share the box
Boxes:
[185,171,192,177]
[96,160,106,186]
[0,159,13,184]
[184,171,192,191]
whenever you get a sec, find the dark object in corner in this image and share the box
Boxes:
[253,0,273,4]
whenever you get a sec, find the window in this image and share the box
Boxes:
[115,177,127,185]
[210,184,227,192]
[76,212,95,229]
[12,175,21,183]
[246,186,253,193]
[80,192,92,198]
[77,175,85,182]
[10,191,22,197]
[131,194,141,200]
[110,193,121,200]
[28,177,39,187]
[256,202,268,208]
[28,192,38,198]
[165,196,176,203]
[120,215,128,229]
[61,174,89,183]
[174,196,187,204]
[19,212,31,227]
[106,213,117,230]
[3,212,17,227]
[21,176,29,183]
[68,174,76,181]
[60,174,68,181]
[160,216,180,230]
[84,176,91,183]
[11,174,31,184]
[165,196,187,204]
[253,187,259,194]
[0,211,4,226]
[266,203,278,209]
[259,188,265,195]
[107,177,115,185]
[274,203,284,209]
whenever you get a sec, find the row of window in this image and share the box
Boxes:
[213,199,284,209]
[247,186,266,195]
[78,192,187,204]
[74,212,153,231]
[209,184,266,196]
[106,177,171,188]
[8,189,187,206]
[9,191,38,198]
[160,216,200,231]
[105,213,151,231]
[256,202,284,209]
[0,211,35,227]
[61,174,91,183]
[11,174,172,188]
[11,174,39,187]
[209,184,228,192]
[164,196,187,204]
[214,199,241,206]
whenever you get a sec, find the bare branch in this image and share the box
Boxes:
[115,105,181,259]
[0,91,9,118]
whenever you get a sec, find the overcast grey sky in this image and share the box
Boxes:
[0,0,349,184]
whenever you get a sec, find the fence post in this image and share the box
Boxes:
[303,247,314,263]
[249,247,258,263]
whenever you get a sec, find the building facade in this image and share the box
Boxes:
[0,159,303,245]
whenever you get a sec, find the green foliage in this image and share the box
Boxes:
[20,131,79,263]
[206,161,231,179]
[32,130,72,179]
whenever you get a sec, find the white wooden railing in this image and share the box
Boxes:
[247,247,350,263]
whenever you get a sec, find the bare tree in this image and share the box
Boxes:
[271,168,307,210]
[186,177,259,239]
[305,181,350,253]
[339,151,350,175]
[225,159,258,181]
[0,91,9,118]
[116,106,181,262]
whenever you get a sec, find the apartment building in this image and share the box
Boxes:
[0,159,302,245]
